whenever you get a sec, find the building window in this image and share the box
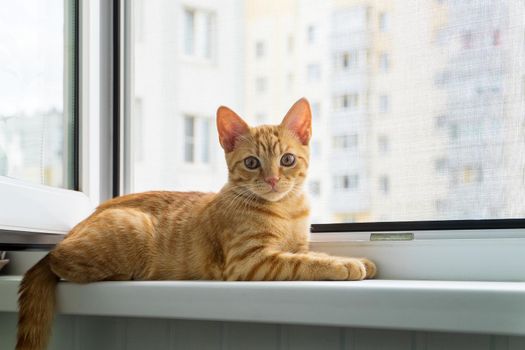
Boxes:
[334,174,359,190]
[379,176,390,194]
[311,102,321,119]
[435,115,447,129]
[183,8,214,59]
[309,180,321,196]
[462,165,483,184]
[378,135,389,154]
[333,134,358,150]
[378,12,389,32]
[184,9,195,56]
[184,116,195,162]
[493,29,501,46]
[379,95,389,113]
[307,63,321,82]
[255,40,265,58]
[256,77,267,93]
[287,73,294,90]
[183,116,211,164]
[435,199,447,213]
[338,50,359,70]
[462,31,473,49]
[336,94,359,111]
[449,123,459,140]
[379,52,389,72]
[201,118,210,163]
[307,25,316,44]
[435,158,448,174]
[311,140,321,158]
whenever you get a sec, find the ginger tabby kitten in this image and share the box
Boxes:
[16,98,376,350]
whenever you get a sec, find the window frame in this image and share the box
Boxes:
[117,0,525,282]
[5,0,524,283]
[0,0,115,250]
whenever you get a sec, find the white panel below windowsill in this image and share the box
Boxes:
[1,277,525,336]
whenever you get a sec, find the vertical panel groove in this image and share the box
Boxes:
[339,328,345,350]
[220,322,227,350]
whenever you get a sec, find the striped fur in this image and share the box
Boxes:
[16,98,376,350]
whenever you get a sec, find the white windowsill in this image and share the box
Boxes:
[1,276,524,335]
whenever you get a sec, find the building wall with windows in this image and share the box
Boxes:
[131,0,243,193]
[129,0,524,222]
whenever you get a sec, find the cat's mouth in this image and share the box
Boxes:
[259,188,290,201]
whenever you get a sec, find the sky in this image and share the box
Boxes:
[0,0,64,116]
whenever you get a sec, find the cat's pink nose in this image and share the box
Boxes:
[265,176,280,188]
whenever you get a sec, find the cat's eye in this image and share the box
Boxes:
[280,153,296,167]
[244,156,260,170]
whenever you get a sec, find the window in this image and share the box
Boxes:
[307,63,321,82]
[334,174,359,190]
[286,73,294,90]
[462,165,483,184]
[379,176,390,194]
[493,29,501,46]
[379,53,389,72]
[309,180,321,196]
[336,94,359,111]
[311,140,321,158]
[201,119,210,163]
[0,0,102,246]
[0,0,77,190]
[182,116,211,165]
[462,31,473,49]
[378,12,389,32]
[337,50,359,70]
[184,9,195,55]
[183,8,214,59]
[307,25,316,44]
[2,0,524,284]
[435,115,447,129]
[333,135,358,150]
[255,40,265,58]
[379,95,389,113]
[184,116,195,163]
[377,135,389,154]
[125,0,525,226]
[435,158,448,174]
[311,102,321,119]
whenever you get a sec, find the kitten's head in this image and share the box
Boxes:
[217,98,311,202]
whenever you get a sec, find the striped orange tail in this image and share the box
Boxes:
[16,254,59,350]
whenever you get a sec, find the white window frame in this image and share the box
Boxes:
[2,0,525,286]
[0,0,112,240]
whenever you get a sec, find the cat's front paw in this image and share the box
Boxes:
[358,258,377,279]
[341,258,367,281]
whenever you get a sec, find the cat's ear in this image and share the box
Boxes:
[280,98,312,145]
[217,106,250,152]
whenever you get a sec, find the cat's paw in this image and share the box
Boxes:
[358,258,377,279]
[341,258,367,281]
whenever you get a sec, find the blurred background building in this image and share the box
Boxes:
[3,0,524,223]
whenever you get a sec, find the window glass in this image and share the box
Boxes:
[183,116,195,163]
[127,0,525,223]
[0,0,77,189]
